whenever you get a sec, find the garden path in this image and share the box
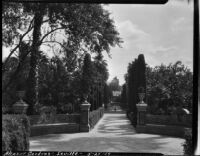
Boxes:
[30,111,184,155]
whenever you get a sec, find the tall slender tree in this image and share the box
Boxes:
[81,53,93,102]
[126,54,146,126]
[26,4,47,114]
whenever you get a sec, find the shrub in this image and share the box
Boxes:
[127,111,137,127]
[89,107,104,129]
[2,114,30,151]
[182,129,193,155]
[38,106,57,124]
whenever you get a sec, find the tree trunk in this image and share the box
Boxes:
[26,9,44,115]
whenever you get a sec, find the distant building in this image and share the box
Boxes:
[112,91,121,97]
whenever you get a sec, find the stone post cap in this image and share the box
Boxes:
[136,103,147,107]
[80,103,91,110]
[136,103,147,111]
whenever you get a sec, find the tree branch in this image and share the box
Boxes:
[2,49,31,93]
[39,27,67,44]
[42,40,71,52]
[2,17,34,75]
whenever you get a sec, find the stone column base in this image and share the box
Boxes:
[80,124,90,132]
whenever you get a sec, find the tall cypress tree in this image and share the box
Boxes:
[81,53,93,102]
[137,54,146,102]
[127,62,132,112]
[126,54,146,127]
[132,59,138,126]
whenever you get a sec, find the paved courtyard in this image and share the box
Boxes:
[30,112,184,155]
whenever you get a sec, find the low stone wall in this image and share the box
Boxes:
[136,124,191,138]
[30,107,104,136]
[146,114,192,127]
[30,123,79,137]
[29,114,80,125]
[89,107,104,129]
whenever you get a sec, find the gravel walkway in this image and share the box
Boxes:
[30,112,184,155]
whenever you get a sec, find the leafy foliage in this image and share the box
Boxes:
[38,106,57,124]
[146,61,193,114]
[125,54,146,126]
[2,3,122,115]
[109,77,121,91]
[120,83,127,109]
[2,114,30,151]
[182,129,193,155]
[81,53,93,100]
[89,107,104,129]
[2,42,31,112]
[103,83,112,109]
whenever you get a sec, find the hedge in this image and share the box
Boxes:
[2,114,30,151]
[89,107,104,129]
[182,129,193,155]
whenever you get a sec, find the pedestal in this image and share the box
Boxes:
[12,100,29,114]
[136,103,147,125]
[80,102,91,132]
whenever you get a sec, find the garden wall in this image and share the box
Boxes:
[30,123,79,137]
[136,124,191,138]
[29,113,80,137]
[30,107,104,136]
[29,106,104,136]
[146,114,192,127]
[29,113,80,125]
[89,107,104,129]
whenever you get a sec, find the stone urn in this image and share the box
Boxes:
[137,92,147,111]
[12,91,29,114]
[138,93,145,104]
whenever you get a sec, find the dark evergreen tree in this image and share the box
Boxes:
[120,83,127,109]
[125,54,146,127]
[137,54,146,102]
[81,53,93,102]
[132,59,138,126]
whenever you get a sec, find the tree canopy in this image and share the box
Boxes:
[146,61,193,114]
[2,3,122,114]
[2,3,122,63]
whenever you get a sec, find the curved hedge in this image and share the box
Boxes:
[2,114,30,151]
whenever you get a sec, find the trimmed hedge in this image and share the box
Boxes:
[182,129,193,155]
[2,114,30,151]
[89,107,104,129]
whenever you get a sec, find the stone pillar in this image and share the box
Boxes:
[13,91,29,114]
[80,102,91,132]
[136,103,147,125]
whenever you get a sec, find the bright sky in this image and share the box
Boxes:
[103,0,193,85]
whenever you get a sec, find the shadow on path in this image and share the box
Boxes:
[94,114,136,135]
[30,112,184,155]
